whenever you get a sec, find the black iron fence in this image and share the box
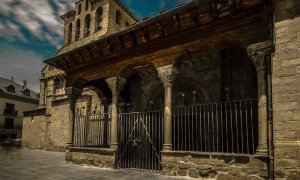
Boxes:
[118,111,163,171]
[172,99,258,154]
[74,113,111,148]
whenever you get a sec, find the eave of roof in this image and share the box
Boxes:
[44,1,197,64]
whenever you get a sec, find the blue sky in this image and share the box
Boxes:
[0,0,191,92]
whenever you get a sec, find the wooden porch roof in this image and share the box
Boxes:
[45,0,268,74]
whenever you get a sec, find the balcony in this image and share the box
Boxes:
[3,109,18,117]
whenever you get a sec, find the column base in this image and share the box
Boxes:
[110,143,119,150]
[163,144,172,151]
[256,144,268,155]
[66,142,74,148]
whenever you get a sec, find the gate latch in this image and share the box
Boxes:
[129,138,141,147]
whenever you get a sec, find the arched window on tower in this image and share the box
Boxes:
[126,22,130,27]
[84,14,91,36]
[67,23,72,44]
[78,3,82,15]
[85,0,89,11]
[75,19,80,40]
[116,10,121,25]
[95,7,103,31]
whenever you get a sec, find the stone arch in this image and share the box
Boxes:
[76,86,107,115]
[146,77,211,111]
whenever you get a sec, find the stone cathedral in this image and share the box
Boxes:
[23,0,300,179]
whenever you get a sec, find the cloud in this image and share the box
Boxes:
[0,43,44,92]
[0,0,74,49]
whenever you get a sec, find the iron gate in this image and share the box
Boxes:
[74,113,111,148]
[118,111,163,171]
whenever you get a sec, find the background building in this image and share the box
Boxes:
[0,77,38,146]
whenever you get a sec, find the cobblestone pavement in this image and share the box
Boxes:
[0,147,187,180]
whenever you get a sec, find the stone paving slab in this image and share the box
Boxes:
[0,148,188,180]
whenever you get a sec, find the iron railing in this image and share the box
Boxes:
[118,111,163,171]
[172,99,258,154]
[4,109,18,117]
[74,113,111,148]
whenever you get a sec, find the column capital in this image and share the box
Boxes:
[65,87,82,102]
[106,77,126,95]
[247,41,272,71]
[157,64,178,87]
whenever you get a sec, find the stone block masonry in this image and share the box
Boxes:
[66,147,117,169]
[161,151,268,179]
[273,0,300,179]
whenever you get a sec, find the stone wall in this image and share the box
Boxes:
[22,100,70,152]
[22,114,49,150]
[66,147,117,168]
[161,151,268,179]
[107,0,137,34]
[273,0,300,179]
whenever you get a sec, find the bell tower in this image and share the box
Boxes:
[59,0,139,54]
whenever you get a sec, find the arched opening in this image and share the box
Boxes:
[95,7,103,31]
[116,10,121,25]
[85,0,89,11]
[75,19,80,40]
[73,79,111,148]
[67,23,72,44]
[84,14,91,36]
[78,3,82,15]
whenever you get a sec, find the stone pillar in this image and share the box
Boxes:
[247,41,271,155]
[39,78,46,107]
[106,77,126,149]
[65,87,82,147]
[157,64,178,151]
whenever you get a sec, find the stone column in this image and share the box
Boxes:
[157,64,178,151]
[248,41,271,155]
[39,78,46,107]
[106,77,126,149]
[65,87,82,147]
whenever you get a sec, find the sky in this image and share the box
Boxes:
[0,0,192,92]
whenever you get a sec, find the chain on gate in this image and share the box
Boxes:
[117,111,163,171]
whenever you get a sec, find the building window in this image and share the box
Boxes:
[126,22,130,27]
[5,103,15,115]
[75,19,80,40]
[78,3,82,15]
[23,89,30,96]
[95,7,103,31]
[4,118,14,129]
[85,0,89,11]
[54,78,64,90]
[67,23,72,44]
[7,85,15,93]
[84,14,91,36]
[116,10,121,25]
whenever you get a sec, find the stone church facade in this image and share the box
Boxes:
[23,0,300,179]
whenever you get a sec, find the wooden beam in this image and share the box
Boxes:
[61,57,69,68]
[117,36,125,49]
[192,9,200,27]
[173,14,181,32]
[93,44,103,56]
[106,40,113,54]
[156,21,166,37]
[130,32,138,46]
[78,51,85,63]
[143,27,150,42]
[87,47,95,61]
